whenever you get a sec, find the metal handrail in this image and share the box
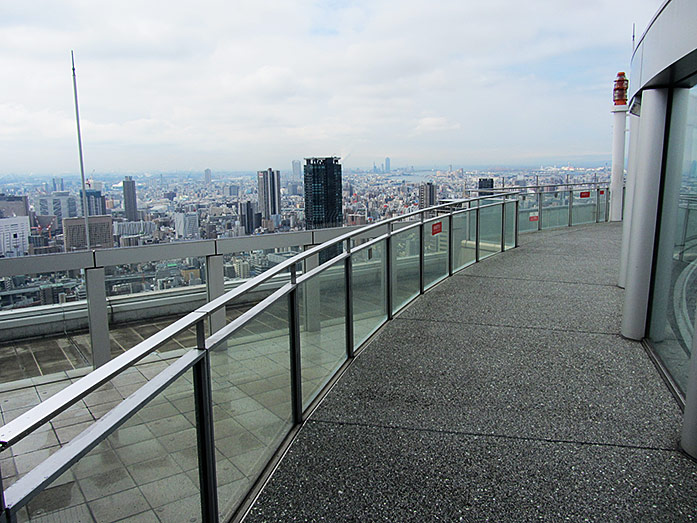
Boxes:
[0,192,513,449]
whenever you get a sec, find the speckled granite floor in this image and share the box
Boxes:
[245,223,697,522]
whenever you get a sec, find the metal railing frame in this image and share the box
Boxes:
[0,186,614,522]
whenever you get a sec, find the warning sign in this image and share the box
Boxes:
[600,190,605,195]
[580,191,591,198]
[432,222,442,235]
[529,212,539,222]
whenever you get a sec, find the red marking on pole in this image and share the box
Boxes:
[432,222,442,235]
[580,191,591,198]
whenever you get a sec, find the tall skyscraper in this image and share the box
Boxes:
[52,177,64,192]
[478,178,494,196]
[123,176,138,222]
[0,216,30,257]
[304,157,342,230]
[257,168,281,220]
[385,157,391,173]
[80,189,107,216]
[174,212,200,239]
[292,160,302,179]
[419,182,436,209]
[204,168,212,185]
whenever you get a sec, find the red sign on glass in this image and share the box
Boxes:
[600,190,605,195]
[432,222,442,235]
[529,215,539,222]
[580,191,591,198]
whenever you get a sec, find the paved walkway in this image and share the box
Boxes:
[247,223,697,521]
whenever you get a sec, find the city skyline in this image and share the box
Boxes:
[1,1,658,174]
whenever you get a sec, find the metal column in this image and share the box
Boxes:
[610,105,628,221]
[386,227,394,319]
[344,240,355,358]
[418,214,425,293]
[85,266,110,369]
[288,265,303,423]
[619,112,641,288]
[568,189,574,226]
[621,89,668,340]
[537,191,543,231]
[193,321,219,522]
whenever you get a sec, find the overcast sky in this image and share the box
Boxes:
[1,1,660,175]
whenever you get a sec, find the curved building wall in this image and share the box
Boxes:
[624,0,697,397]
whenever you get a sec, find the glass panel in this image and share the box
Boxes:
[423,217,449,289]
[572,189,596,224]
[648,84,697,393]
[352,240,387,348]
[504,201,516,249]
[210,297,293,521]
[298,260,347,408]
[479,204,502,259]
[12,370,202,522]
[540,191,569,229]
[391,226,420,312]
[452,210,476,271]
[517,193,539,232]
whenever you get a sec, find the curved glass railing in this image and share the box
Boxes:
[0,186,609,522]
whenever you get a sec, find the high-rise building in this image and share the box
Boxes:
[292,160,302,179]
[80,189,107,217]
[63,215,113,251]
[478,178,494,196]
[257,168,281,220]
[52,177,64,192]
[204,169,212,185]
[174,212,200,239]
[385,157,391,173]
[0,195,29,218]
[37,192,79,229]
[0,216,30,257]
[304,157,343,230]
[419,182,437,209]
[123,176,138,222]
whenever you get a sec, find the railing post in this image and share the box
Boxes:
[596,188,601,223]
[344,239,355,359]
[514,199,520,248]
[419,213,425,294]
[475,206,481,262]
[85,265,110,369]
[386,225,394,320]
[448,210,454,275]
[568,189,574,227]
[605,188,610,222]
[500,200,506,252]
[205,254,225,335]
[193,320,219,523]
[537,191,543,231]
[288,265,303,423]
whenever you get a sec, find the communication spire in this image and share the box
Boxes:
[71,50,91,250]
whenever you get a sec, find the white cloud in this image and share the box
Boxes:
[0,0,660,173]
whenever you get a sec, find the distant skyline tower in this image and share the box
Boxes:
[204,168,212,185]
[385,157,391,173]
[304,157,342,230]
[292,160,302,179]
[257,168,281,220]
[52,177,64,192]
[123,176,138,222]
[419,182,436,209]
[80,189,106,216]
